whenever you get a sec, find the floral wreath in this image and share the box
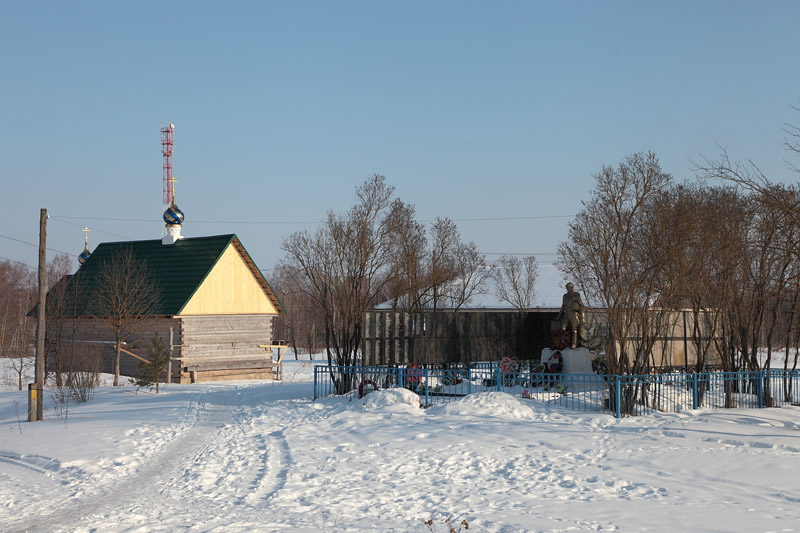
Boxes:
[499,356,519,373]
[404,364,422,389]
[549,328,571,350]
[358,379,378,398]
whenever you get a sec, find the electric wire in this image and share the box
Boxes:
[0,234,76,257]
[50,213,575,225]
[50,217,136,241]
[51,215,320,225]
[0,255,37,271]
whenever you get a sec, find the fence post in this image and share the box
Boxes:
[467,367,472,395]
[313,367,318,400]
[757,370,764,408]
[692,372,698,409]
[615,375,622,418]
[424,366,430,407]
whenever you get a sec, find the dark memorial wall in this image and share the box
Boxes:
[362,310,559,366]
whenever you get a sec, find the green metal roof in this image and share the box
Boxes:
[59,234,282,317]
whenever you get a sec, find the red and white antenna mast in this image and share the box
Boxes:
[161,122,175,209]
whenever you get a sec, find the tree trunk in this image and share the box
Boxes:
[114,341,121,386]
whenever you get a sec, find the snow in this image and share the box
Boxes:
[434,392,540,420]
[2,357,800,532]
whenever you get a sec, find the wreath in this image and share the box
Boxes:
[441,370,463,386]
[358,379,378,398]
[499,356,519,373]
[549,328,571,350]
[543,350,563,373]
[404,364,422,390]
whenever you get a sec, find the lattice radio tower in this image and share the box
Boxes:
[161,122,175,211]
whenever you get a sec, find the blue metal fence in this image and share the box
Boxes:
[313,365,800,418]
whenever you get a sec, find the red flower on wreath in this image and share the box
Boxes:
[405,364,422,389]
[549,328,571,350]
[499,356,519,373]
[358,379,378,398]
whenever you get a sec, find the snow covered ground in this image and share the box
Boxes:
[1,358,799,532]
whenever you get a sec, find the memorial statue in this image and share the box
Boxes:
[557,283,585,349]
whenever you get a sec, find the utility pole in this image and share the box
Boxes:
[29,208,47,422]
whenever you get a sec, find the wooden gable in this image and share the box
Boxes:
[179,242,279,316]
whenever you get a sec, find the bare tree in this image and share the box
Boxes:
[671,185,749,377]
[696,139,800,239]
[493,255,538,311]
[686,118,800,407]
[44,254,74,386]
[428,217,461,312]
[0,261,36,390]
[783,104,800,176]
[558,152,679,414]
[281,175,396,393]
[271,263,323,359]
[491,254,538,358]
[271,264,301,359]
[385,200,429,311]
[443,240,491,311]
[695,113,800,403]
[423,218,490,311]
[90,248,161,386]
[559,152,674,370]
[382,214,489,312]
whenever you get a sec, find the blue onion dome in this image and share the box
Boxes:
[78,246,91,264]
[163,201,185,226]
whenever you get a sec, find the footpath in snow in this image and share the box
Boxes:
[1,359,799,532]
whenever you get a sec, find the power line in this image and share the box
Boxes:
[50,213,575,225]
[441,215,573,223]
[0,255,37,271]
[50,217,136,241]
[52,215,320,225]
[0,233,37,247]
[484,252,559,256]
[0,233,75,257]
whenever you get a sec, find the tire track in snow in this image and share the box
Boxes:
[1,391,215,532]
[11,388,311,532]
[245,429,290,506]
[0,452,65,475]
[2,384,344,532]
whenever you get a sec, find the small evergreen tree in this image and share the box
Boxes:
[135,336,172,393]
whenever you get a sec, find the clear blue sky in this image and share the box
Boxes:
[1,1,799,276]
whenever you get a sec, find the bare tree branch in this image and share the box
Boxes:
[90,247,161,386]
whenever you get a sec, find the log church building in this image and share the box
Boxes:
[48,188,284,384]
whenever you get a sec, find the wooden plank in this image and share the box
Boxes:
[361,310,560,365]
[119,347,148,363]
[181,368,274,384]
[184,362,277,371]
[180,244,279,316]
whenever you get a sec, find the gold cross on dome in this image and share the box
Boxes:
[82,227,90,247]
[169,176,179,201]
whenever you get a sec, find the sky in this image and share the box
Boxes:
[1,1,799,279]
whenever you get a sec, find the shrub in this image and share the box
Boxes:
[69,344,102,404]
[425,517,469,532]
[134,336,172,393]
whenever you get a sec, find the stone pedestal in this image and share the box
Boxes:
[541,347,594,374]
